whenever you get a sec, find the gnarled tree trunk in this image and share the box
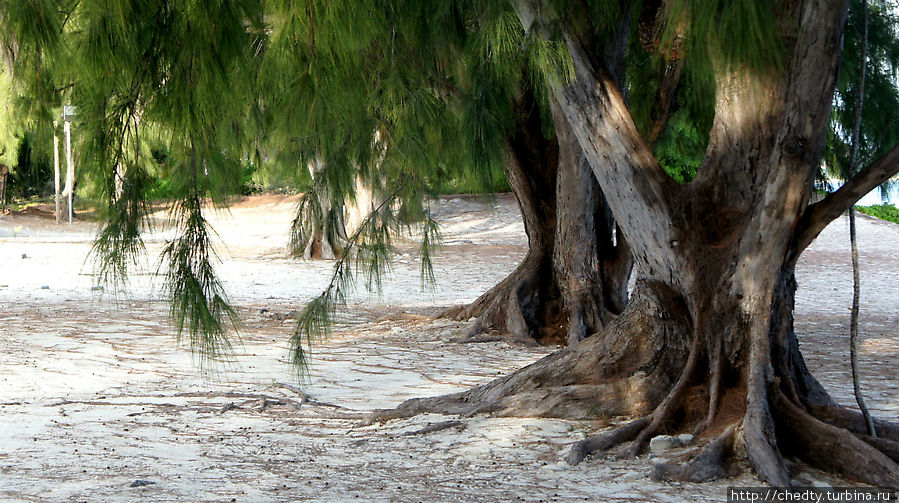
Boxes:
[552,96,630,346]
[442,90,631,346]
[374,0,899,489]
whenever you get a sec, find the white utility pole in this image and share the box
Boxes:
[53,121,60,224]
[64,119,73,224]
[61,105,76,225]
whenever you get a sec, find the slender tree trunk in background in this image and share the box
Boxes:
[0,164,8,207]
[54,128,60,223]
[846,0,876,438]
[63,120,75,223]
[297,162,346,260]
[301,200,340,260]
[378,0,899,488]
[344,175,373,237]
[301,202,337,259]
[301,163,337,260]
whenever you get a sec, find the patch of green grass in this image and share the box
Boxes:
[857,203,899,224]
[4,195,53,211]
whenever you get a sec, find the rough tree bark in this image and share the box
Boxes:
[442,90,631,346]
[371,0,899,489]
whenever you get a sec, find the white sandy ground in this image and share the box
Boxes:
[0,194,896,502]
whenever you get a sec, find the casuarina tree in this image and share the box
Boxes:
[367,0,899,487]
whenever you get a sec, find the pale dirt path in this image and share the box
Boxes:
[0,195,896,502]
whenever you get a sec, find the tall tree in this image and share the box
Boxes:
[369,0,899,487]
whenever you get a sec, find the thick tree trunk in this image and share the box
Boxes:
[552,97,630,345]
[375,0,899,489]
[443,92,631,346]
[301,197,339,259]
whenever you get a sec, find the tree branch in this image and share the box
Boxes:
[794,143,899,253]
[514,1,681,276]
[637,0,686,148]
[551,32,679,274]
[646,59,684,148]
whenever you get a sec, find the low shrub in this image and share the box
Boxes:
[857,203,899,224]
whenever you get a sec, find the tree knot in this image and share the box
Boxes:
[783,136,810,162]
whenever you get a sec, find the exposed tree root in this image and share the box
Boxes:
[807,403,899,442]
[362,377,660,426]
[440,254,551,342]
[371,280,899,489]
[742,312,792,487]
[401,420,466,436]
[565,418,649,465]
[651,425,737,482]
[694,338,724,435]
[857,435,899,464]
[622,335,702,458]
[773,392,899,488]
[369,289,686,427]
[363,355,899,489]
[449,334,541,347]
